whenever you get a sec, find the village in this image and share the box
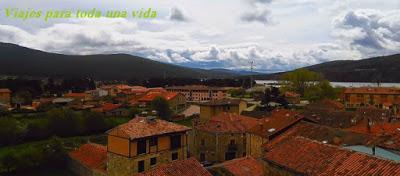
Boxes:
[1,69,400,176]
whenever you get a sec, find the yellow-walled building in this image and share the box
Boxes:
[199,99,247,122]
[106,116,191,176]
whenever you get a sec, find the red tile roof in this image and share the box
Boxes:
[101,103,122,112]
[195,112,259,133]
[221,156,264,176]
[343,87,400,95]
[264,121,373,151]
[198,99,243,106]
[107,116,191,139]
[0,89,11,93]
[264,137,400,176]
[64,93,89,98]
[137,157,212,176]
[247,109,303,138]
[284,91,300,98]
[147,87,167,93]
[139,92,179,102]
[346,121,400,136]
[305,99,345,111]
[68,143,107,172]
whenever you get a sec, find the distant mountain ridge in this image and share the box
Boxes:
[0,43,238,80]
[255,54,400,82]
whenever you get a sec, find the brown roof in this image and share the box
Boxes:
[107,116,191,139]
[139,92,180,102]
[302,110,357,128]
[68,143,107,172]
[264,121,373,150]
[195,113,259,133]
[305,99,345,111]
[264,136,400,176]
[343,87,400,95]
[137,157,212,176]
[220,156,264,176]
[356,106,392,123]
[247,109,303,138]
[198,99,243,106]
[0,89,11,93]
[166,85,233,91]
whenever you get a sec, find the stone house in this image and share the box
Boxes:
[198,99,247,122]
[191,112,259,164]
[106,116,191,176]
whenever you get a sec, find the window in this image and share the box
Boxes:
[230,139,235,145]
[201,139,205,146]
[137,139,147,155]
[138,160,145,173]
[200,153,205,162]
[170,135,181,149]
[172,152,178,161]
[150,157,157,166]
[149,137,158,147]
[243,152,246,157]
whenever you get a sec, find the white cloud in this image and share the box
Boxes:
[0,0,399,73]
[333,9,400,57]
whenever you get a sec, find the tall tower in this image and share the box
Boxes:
[249,60,254,88]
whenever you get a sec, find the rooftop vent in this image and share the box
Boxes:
[146,116,157,123]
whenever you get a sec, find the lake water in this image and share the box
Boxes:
[256,80,400,88]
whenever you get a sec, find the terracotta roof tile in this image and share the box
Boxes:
[64,93,89,98]
[220,156,264,176]
[247,109,303,138]
[344,87,400,95]
[264,136,400,176]
[198,99,243,106]
[195,113,259,133]
[107,116,191,139]
[265,121,373,151]
[139,92,179,102]
[305,99,345,111]
[69,143,107,172]
[166,85,233,91]
[0,89,11,93]
[137,157,212,176]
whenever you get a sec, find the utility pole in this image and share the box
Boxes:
[249,60,254,88]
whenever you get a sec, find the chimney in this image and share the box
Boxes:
[372,145,376,155]
[367,118,371,133]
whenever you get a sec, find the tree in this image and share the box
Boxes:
[1,150,18,174]
[261,87,288,111]
[47,109,84,137]
[151,97,172,120]
[281,69,322,96]
[281,69,339,101]
[0,118,24,146]
[83,111,107,134]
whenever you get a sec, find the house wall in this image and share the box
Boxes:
[199,104,243,122]
[246,134,267,158]
[107,132,189,176]
[192,130,247,164]
[108,135,130,156]
[0,92,11,105]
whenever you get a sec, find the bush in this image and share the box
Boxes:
[0,118,25,146]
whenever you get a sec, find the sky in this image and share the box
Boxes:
[0,0,400,73]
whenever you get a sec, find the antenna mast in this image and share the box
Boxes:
[249,60,254,88]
